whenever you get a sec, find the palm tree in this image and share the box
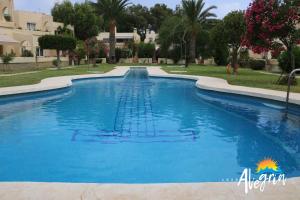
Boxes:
[182,0,216,62]
[94,0,130,64]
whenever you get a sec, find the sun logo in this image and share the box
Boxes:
[256,158,282,174]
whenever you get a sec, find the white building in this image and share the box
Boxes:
[0,0,70,58]
[97,28,158,49]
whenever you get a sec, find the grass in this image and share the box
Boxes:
[162,65,300,93]
[0,63,299,93]
[0,64,115,88]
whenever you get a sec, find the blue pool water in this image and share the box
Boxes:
[0,68,300,183]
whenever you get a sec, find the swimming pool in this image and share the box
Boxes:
[0,67,299,183]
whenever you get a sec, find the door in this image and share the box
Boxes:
[0,45,3,56]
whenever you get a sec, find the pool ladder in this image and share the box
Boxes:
[286,68,300,112]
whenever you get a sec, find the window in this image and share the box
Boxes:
[3,7,9,16]
[3,7,11,21]
[21,47,26,55]
[36,47,43,57]
[27,23,36,31]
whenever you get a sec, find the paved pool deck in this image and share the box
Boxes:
[0,178,300,200]
[0,66,300,200]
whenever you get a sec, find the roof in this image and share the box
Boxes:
[0,35,19,45]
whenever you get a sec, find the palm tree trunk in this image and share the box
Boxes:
[109,20,116,64]
[189,33,196,63]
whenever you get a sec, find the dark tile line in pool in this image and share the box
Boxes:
[113,72,156,137]
[71,129,200,144]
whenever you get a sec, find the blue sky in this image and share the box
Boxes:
[14,0,251,19]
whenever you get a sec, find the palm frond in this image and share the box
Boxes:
[95,0,130,20]
[182,0,217,26]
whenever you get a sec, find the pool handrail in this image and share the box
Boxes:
[286,68,300,111]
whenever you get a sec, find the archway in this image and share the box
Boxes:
[2,7,10,21]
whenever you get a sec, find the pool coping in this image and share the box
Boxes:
[147,67,300,106]
[0,66,299,106]
[0,178,299,200]
[0,66,300,199]
[0,67,130,97]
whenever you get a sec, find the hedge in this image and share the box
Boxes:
[278,47,300,73]
[38,35,76,51]
[138,43,155,58]
[249,59,266,70]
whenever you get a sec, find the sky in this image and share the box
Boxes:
[14,0,252,19]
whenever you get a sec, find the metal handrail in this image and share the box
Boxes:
[286,68,300,111]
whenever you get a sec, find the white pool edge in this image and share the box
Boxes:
[1,66,299,106]
[146,67,300,106]
[0,178,299,200]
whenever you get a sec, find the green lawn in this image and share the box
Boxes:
[0,64,115,88]
[0,64,299,93]
[162,65,300,93]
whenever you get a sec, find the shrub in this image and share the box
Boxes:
[115,48,122,62]
[239,49,250,68]
[121,49,132,58]
[98,47,107,58]
[52,59,61,67]
[96,58,103,64]
[168,46,181,64]
[214,47,229,66]
[22,50,34,57]
[249,59,266,70]
[278,47,300,73]
[74,40,86,65]
[1,53,15,71]
[128,41,138,57]
[1,53,14,64]
[138,43,155,58]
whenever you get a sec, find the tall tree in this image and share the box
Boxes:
[94,0,130,64]
[73,3,102,64]
[182,0,217,62]
[150,4,173,31]
[244,0,300,78]
[118,4,152,41]
[223,11,246,74]
[52,0,75,25]
[73,3,101,41]
[51,1,101,40]
[210,21,229,66]
[158,16,186,57]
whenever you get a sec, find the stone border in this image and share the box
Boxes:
[0,178,299,200]
[0,67,130,97]
[147,67,300,105]
[1,66,299,106]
